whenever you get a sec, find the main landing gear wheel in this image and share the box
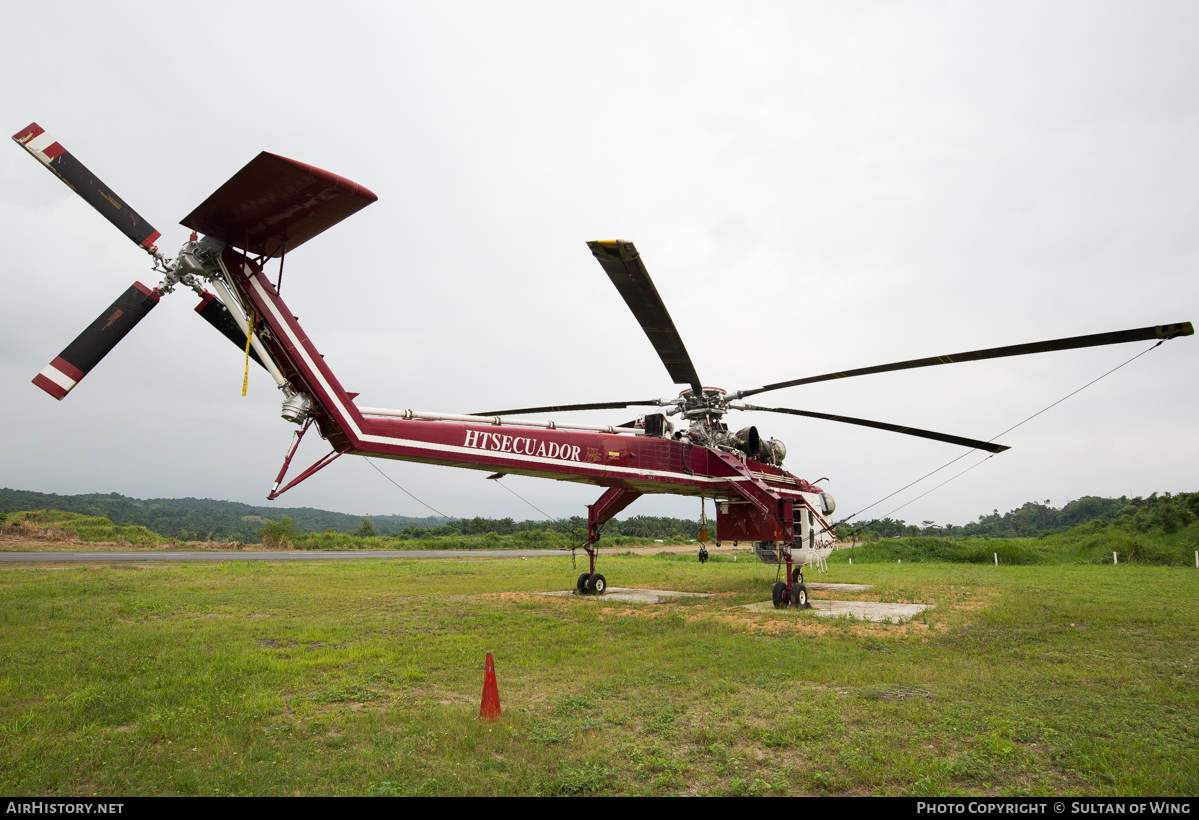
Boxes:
[791,568,803,585]
[586,573,607,595]
[698,545,709,563]
[791,583,808,608]
[772,581,788,609]
[576,573,591,593]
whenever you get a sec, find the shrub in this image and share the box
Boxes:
[258,515,300,547]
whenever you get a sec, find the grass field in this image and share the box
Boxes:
[0,511,167,547]
[0,552,1195,796]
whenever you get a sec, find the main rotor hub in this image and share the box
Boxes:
[679,387,729,421]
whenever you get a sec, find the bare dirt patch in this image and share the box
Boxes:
[488,592,535,603]
[706,608,945,639]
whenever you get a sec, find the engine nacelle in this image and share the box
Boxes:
[734,426,785,465]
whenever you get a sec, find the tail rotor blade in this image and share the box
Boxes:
[194,291,265,369]
[12,123,161,253]
[32,282,159,400]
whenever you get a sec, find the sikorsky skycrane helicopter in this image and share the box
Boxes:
[13,123,1193,609]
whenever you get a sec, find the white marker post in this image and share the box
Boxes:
[994,552,998,566]
[1113,552,1118,565]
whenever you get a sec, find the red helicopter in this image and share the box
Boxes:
[13,123,1193,609]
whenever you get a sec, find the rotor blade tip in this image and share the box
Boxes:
[12,122,44,143]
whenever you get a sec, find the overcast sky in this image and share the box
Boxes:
[1,2,1196,529]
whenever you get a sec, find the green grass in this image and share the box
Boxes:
[0,554,1195,796]
[0,510,167,546]
[277,528,688,551]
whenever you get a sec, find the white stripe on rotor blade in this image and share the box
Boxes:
[23,130,58,164]
[39,364,76,391]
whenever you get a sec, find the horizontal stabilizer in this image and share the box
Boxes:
[181,153,377,258]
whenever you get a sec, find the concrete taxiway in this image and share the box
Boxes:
[538,587,711,604]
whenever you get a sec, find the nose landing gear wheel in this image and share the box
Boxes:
[791,583,808,608]
[586,573,607,595]
[772,581,788,609]
[698,545,709,563]
[576,573,591,594]
[791,568,803,585]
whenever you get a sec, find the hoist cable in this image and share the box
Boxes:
[364,457,454,521]
[490,477,589,544]
[875,454,996,521]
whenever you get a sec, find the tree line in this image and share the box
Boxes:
[841,492,1199,540]
[0,489,702,543]
[4,486,1194,545]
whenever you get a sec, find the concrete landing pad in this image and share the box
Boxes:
[741,599,930,622]
[802,582,873,592]
[538,587,711,604]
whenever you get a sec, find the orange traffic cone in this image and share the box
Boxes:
[479,652,502,722]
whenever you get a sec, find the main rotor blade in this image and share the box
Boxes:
[194,292,265,369]
[12,123,161,253]
[737,403,1010,453]
[587,240,703,394]
[737,322,1194,400]
[469,400,663,417]
[32,282,160,400]
[733,321,1194,400]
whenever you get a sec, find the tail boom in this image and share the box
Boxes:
[223,248,826,509]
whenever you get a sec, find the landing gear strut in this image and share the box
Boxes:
[576,545,606,596]
[575,487,642,596]
[772,537,810,610]
[576,544,608,597]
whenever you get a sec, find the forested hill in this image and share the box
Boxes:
[0,489,446,542]
[0,488,701,543]
[847,492,1199,539]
